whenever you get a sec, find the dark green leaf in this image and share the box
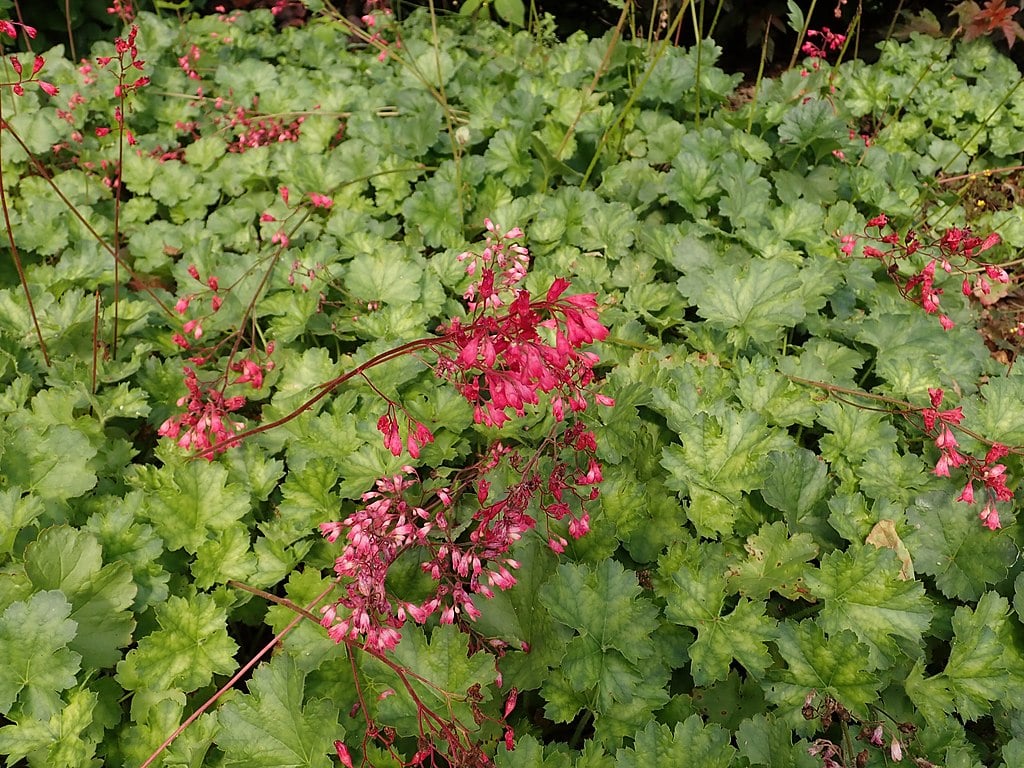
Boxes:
[768,622,880,717]
[905,492,1017,601]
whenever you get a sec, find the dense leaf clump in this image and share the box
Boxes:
[2,6,1024,767]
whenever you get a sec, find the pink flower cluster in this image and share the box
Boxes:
[158,260,275,457]
[157,367,247,454]
[841,214,1006,331]
[314,222,612,652]
[221,97,304,153]
[171,264,224,351]
[319,419,605,652]
[922,388,1014,530]
[802,27,847,60]
[3,22,59,98]
[436,220,611,429]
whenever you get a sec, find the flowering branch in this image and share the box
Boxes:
[840,214,1006,331]
[788,375,1018,529]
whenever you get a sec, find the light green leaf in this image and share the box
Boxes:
[216,655,341,768]
[942,593,1024,719]
[345,249,424,306]
[677,256,807,347]
[761,448,831,523]
[0,421,97,502]
[961,377,1024,447]
[366,625,496,738]
[777,99,846,159]
[116,593,238,693]
[786,1,806,35]
[737,713,817,767]
[660,407,789,537]
[494,0,525,26]
[192,523,257,589]
[539,669,586,725]
[615,716,734,768]
[803,545,932,666]
[0,591,81,718]
[83,494,170,611]
[726,521,818,601]
[495,734,575,768]
[130,460,251,553]
[0,688,98,768]
[675,594,778,685]
[0,488,44,557]
[817,400,900,470]
[23,526,137,669]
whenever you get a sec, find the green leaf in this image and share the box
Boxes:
[474,534,570,691]
[726,521,818,601]
[718,158,773,232]
[857,447,928,503]
[0,591,81,718]
[660,407,789,537]
[0,488,44,557]
[192,523,257,589]
[664,560,778,684]
[345,249,424,307]
[908,593,1024,723]
[494,0,525,26]
[538,560,667,722]
[0,420,97,503]
[803,545,932,666]
[736,713,817,767]
[615,716,734,768]
[216,655,341,768]
[539,669,586,725]
[129,459,251,554]
[961,377,1024,447]
[905,492,1017,601]
[83,493,170,611]
[816,400,900,473]
[495,734,576,768]
[761,448,831,525]
[944,593,1024,716]
[365,625,496,738]
[768,622,880,718]
[776,99,846,159]
[0,688,98,768]
[785,1,806,35]
[677,256,808,347]
[539,560,658,665]
[116,593,238,693]
[23,526,137,669]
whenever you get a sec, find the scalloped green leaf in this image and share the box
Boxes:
[216,655,341,768]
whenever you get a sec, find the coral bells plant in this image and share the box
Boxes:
[156,221,612,651]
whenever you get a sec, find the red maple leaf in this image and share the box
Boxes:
[952,0,1024,47]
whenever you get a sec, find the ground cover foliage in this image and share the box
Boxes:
[3,3,1024,767]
